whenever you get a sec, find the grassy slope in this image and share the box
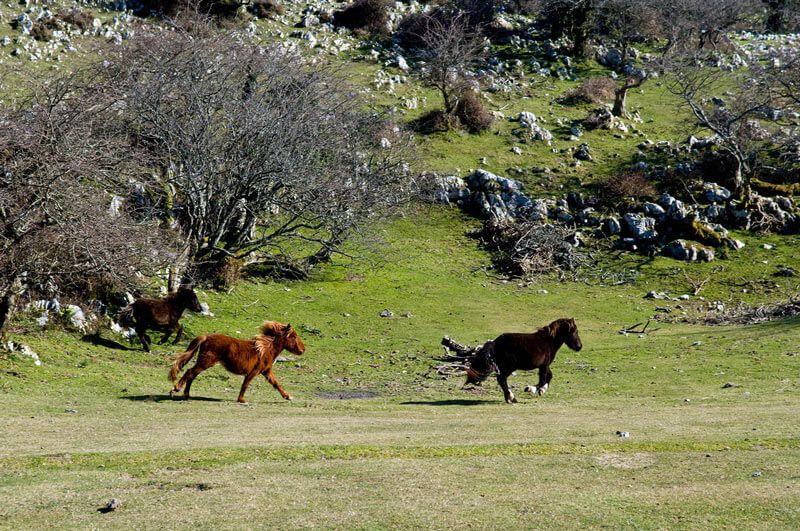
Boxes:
[2,208,800,528]
[2,5,800,528]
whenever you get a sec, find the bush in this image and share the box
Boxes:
[562,77,616,104]
[410,109,460,134]
[250,0,284,18]
[454,90,494,133]
[29,22,54,42]
[601,171,657,204]
[332,0,392,35]
[395,8,447,49]
[57,8,94,31]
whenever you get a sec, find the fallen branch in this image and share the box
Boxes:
[427,336,490,379]
[619,320,659,335]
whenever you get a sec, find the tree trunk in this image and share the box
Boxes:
[612,86,630,118]
[732,158,753,203]
[0,275,23,340]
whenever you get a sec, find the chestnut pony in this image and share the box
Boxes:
[118,287,203,352]
[169,321,305,403]
[465,318,582,403]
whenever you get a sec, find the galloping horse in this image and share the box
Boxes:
[169,321,305,403]
[118,287,203,352]
[465,318,582,403]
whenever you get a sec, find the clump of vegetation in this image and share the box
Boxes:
[57,8,94,31]
[562,77,616,104]
[478,219,587,280]
[332,0,392,35]
[600,171,657,206]
[454,90,494,133]
[250,0,284,18]
[410,109,459,134]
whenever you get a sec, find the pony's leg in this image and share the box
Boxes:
[237,370,260,404]
[263,368,292,401]
[159,329,172,344]
[540,367,553,395]
[534,366,549,396]
[496,372,516,404]
[177,355,217,399]
[137,328,151,352]
[172,324,184,345]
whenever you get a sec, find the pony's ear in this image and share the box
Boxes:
[284,323,292,333]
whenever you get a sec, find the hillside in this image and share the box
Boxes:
[2,0,800,528]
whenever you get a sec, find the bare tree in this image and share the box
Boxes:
[106,18,413,280]
[763,0,800,32]
[416,11,487,116]
[0,70,177,336]
[667,55,774,201]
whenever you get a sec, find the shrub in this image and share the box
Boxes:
[454,90,494,133]
[57,8,94,31]
[562,77,616,104]
[29,22,54,42]
[332,0,392,35]
[601,171,657,204]
[250,0,284,18]
[411,109,460,134]
[395,8,447,49]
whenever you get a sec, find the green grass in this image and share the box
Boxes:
[2,207,800,528]
[2,7,800,528]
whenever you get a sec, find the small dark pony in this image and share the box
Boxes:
[118,287,203,352]
[169,321,305,403]
[466,318,582,403]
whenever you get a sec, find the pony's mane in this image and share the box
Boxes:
[260,320,287,336]
[541,318,572,338]
[254,335,276,359]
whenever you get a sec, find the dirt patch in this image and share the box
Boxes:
[595,453,656,469]
[316,391,379,400]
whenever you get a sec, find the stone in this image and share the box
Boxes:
[664,239,698,261]
[99,499,121,513]
[574,143,593,161]
[703,182,732,203]
[64,305,87,331]
[604,217,621,235]
[380,309,393,318]
[643,202,665,219]
[644,291,669,300]
[396,55,409,72]
[623,213,657,240]
[698,247,715,262]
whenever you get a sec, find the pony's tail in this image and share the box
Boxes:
[117,306,135,328]
[169,336,205,382]
[465,341,495,384]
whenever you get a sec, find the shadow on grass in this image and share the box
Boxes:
[121,394,224,403]
[400,399,497,406]
[81,333,136,351]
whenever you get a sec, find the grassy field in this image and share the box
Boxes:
[2,207,800,528]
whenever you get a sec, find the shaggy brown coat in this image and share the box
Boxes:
[118,287,203,352]
[466,318,582,403]
[169,321,305,403]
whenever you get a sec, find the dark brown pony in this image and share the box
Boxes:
[118,287,203,352]
[169,321,305,403]
[465,318,582,403]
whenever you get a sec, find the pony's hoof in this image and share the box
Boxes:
[506,394,517,404]
[524,385,536,395]
[284,395,293,401]
[537,384,548,396]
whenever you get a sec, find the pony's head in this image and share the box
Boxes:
[464,341,495,386]
[175,287,203,313]
[261,321,305,355]
[553,318,582,352]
